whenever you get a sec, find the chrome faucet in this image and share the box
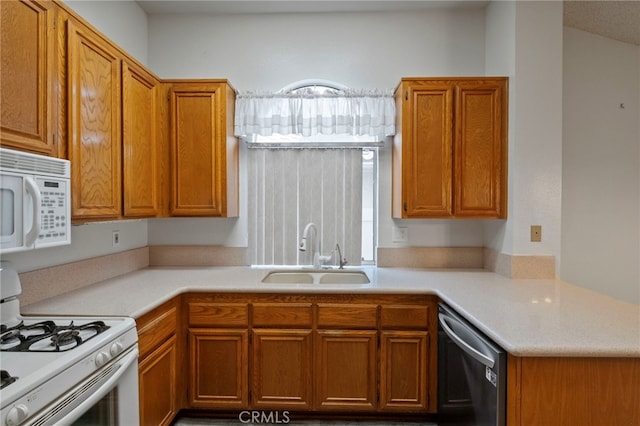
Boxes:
[299,222,330,268]
[335,243,348,269]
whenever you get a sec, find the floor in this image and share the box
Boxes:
[173,416,437,425]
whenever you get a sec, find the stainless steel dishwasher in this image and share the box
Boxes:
[437,303,506,426]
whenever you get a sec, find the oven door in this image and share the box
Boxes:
[25,345,139,426]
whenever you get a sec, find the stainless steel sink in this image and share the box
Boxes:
[261,269,370,284]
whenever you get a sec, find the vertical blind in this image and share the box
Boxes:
[248,148,363,266]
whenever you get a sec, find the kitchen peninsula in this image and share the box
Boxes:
[23,265,640,426]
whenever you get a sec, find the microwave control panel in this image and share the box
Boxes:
[36,178,70,246]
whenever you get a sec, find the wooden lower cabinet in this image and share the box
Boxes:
[507,356,640,426]
[380,331,429,412]
[315,330,378,411]
[184,293,437,418]
[138,336,177,426]
[252,329,313,409]
[189,328,249,409]
[136,299,181,426]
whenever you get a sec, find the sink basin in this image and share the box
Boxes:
[318,271,370,284]
[261,271,315,284]
[261,269,370,284]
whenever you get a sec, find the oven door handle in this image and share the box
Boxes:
[57,347,139,425]
[439,313,495,368]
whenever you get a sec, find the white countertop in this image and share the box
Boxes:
[22,266,640,357]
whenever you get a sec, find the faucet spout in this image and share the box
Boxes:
[300,222,322,268]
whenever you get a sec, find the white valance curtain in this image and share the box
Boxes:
[234,89,396,138]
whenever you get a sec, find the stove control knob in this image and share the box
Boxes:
[110,342,123,356]
[95,351,110,367]
[6,404,28,426]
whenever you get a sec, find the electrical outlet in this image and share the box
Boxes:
[392,226,409,243]
[112,230,120,247]
[530,225,542,242]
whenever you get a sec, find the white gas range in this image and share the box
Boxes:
[0,262,140,426]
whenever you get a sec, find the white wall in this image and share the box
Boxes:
[1,220,148,272]
[63,0,149,65]
[146,8,491,248]
[561,27,640,304]
[484,1,563,264]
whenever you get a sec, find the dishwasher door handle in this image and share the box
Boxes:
[439,313,495,368]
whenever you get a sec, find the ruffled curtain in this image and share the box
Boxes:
[234,89,396,139]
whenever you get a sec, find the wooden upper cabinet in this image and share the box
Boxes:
[454,80,508,217]
[169,81,239,217]
[122,60,160,217]
[67,19,121,220]
[396,83,453,217]
[0,0,56,156]
[393,78,508,219]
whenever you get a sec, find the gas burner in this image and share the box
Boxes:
[0,320,110,352]
[50,330,81,351]
[0,370,18,389]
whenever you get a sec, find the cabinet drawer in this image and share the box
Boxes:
[253,303,312,327]
[188,302,249,327]
[137,306,177,359]
[316,304,378,329]
[381,305,430,329]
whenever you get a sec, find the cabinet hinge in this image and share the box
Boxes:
[403,202,407,212]
[53,19,56,30]
[405,90,409,101]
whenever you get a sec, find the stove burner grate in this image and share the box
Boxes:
[0,370,18,389]
[0,320,110,352]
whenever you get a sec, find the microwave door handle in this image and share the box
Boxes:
[24,177,41,247]
[439,313,495,368]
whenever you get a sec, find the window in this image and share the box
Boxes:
[237,81,393,267]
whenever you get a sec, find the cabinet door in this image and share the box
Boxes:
[170,83,226,216]
[189,328,249,409]
[252,329,313,410]
[139,336,178,426]
[380,331,429,412]
[67,20,121,219]
[122,60,159,217]
[315,330,377,411]
[0,0,55,156]
[453,80,507,218]
[402,83,453,217]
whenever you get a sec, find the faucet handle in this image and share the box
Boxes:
[335,243,348,269]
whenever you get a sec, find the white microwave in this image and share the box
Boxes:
[0,148,71,253]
